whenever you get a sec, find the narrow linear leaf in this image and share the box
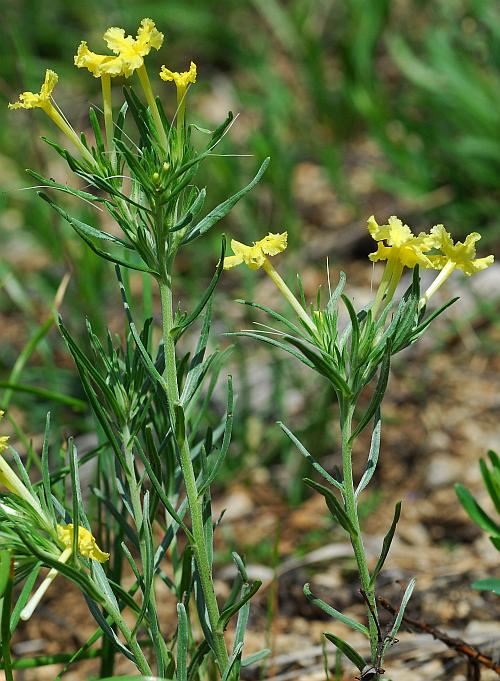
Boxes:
[471,578,500,595]
[304,584,369,636]
[455,484,500,535]
[382,578,416,656]
[304,478,356,536]
[181,158,270,244]
[369,501,402,586]
[351,346,391,441]
[323,633,366,673]
[176,603,188,681]
[279,421,343,492]
[355,410,381,499]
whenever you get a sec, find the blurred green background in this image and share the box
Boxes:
[1,0,499,503]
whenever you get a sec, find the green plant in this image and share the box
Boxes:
[1,17,269,680]
[456,450,500,595]
[224,215,494,679]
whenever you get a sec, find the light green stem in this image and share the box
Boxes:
[371,259,397,318]
[101,74,115,164]
[341,402,380,667]
[158,278,229,674]
[44,102,96,166]
[137,65,169,152]
[262,259,317,335]
[420,259,455,309]
[109,606,152,675]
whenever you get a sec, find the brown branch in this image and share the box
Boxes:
[378,596,500,675]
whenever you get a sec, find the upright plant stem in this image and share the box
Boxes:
[159,277,229,674]
[341,402,380,665]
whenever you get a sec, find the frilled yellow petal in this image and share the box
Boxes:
[57,524,109,562]
[136,18,164,53]
[429,226,494,276]
[104,18,163,58]
[9,69,58,110]
[160,62,197,89]
[258,232,288,256]
[74,42,124,78]
[223,232,288,271]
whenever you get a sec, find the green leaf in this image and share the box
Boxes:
[471,578,500,595]
[326,272,346,314]
[455,484,500,535]
[176,603,188,681]
[323,633,366,673]
[278,421,344,492]
[181,158,270,244]
[304,478,356,535]
[0,553,14,681]
[0,551,11,599]
[171,237,226,340]
[241,649,271,667]
[382,578,416,656]
[218,580,262,630]
[351,345,391,440]
[480,452,500,515]
[355,410,381,499]
[369,501,402,586]
[304,584,369,636]
[10,564,41,634]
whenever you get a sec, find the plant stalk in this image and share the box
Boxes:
[158,277,229,674]
[341,402,380,668]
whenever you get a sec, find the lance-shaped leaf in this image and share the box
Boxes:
[304,479,356,536]
[218,580,262,631]
[279,421,343,492]
[355,410,381,499]
[455,484,500,536]
[382,578,416,656]
[323,633,366,673]
[304,584,369,636]
[350,346,391,441]
[176,603,189,681]
[181,158,270,245]
[471,578,500,595]
[480,451,500,514]
[369,501,402,586]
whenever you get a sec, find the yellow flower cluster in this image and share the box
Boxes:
[57,523,109,563]
[223,232,288,270]
[368,215,494,276]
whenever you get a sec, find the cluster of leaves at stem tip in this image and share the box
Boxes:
[3,16,271,681]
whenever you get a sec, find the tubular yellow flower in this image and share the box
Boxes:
[160,61,197,90]
[57,524,110,563]
[74,18,163,79]
[8,70,95,165]
[368,215,437,269]
[0,411,49,523]
[8,69,59,110]
[420,225,494,307]
[223,232,288,270]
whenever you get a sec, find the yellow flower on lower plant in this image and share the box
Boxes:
[223,232,288,270]
[57,524,109,563]
[428,225,494,275]
[368,215,437,269]
[420,226,494,307]
[8,70,58,111]
[75,18,164,79]
[160,62,197,90]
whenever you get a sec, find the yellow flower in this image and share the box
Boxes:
[74,18,163,78]
[368,215,437,269]
[160,62,197,90]
[57,524,109,563]
[428,225,494,275]
[8,70,58,111]
[223,232,288,270]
